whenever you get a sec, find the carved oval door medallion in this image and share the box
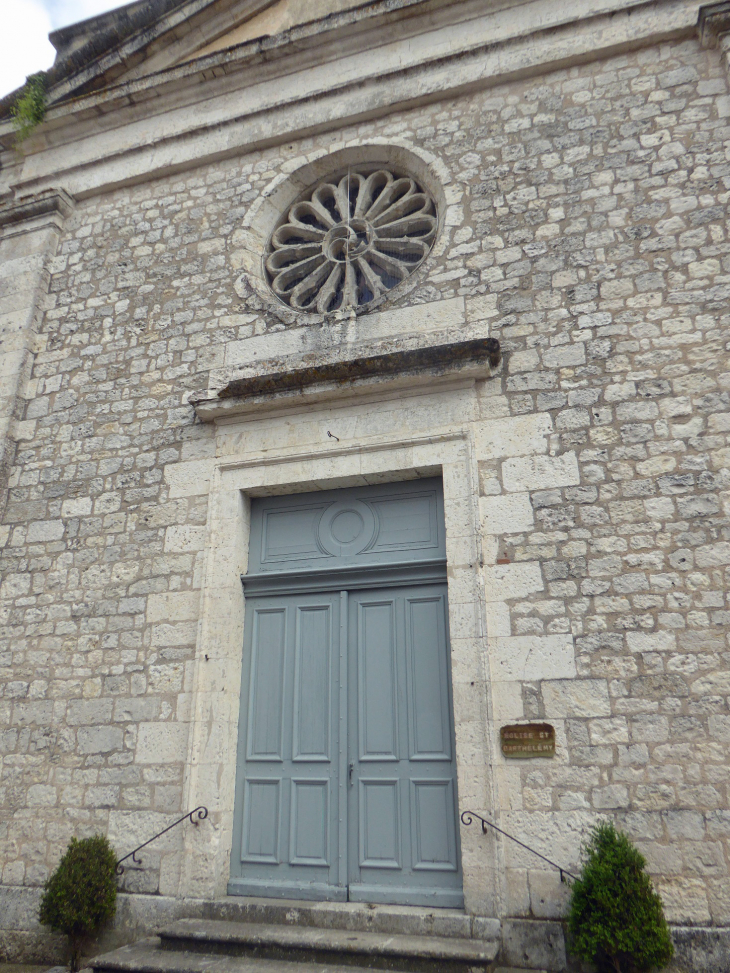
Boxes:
[317,500,377,557]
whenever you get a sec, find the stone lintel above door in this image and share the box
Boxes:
[191,334,501,422]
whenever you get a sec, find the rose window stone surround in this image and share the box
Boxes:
[265,167,438,313]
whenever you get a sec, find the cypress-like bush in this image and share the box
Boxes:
[39,835,118,972]
[568,821,674,973]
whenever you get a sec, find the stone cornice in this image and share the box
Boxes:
[4,0,445,126]
[192,337,501,421]
[0,189,75,232]
[0,0,275,116]
[46,0,277,106]
[0,0,426,119]
[698,1,730,46]
[0,0,704,203]
[31,0,692,119]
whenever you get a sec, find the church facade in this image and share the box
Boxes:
[0,0,729,968]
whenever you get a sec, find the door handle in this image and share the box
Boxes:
[348,762,354,786]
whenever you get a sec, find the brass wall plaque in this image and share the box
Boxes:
[500,723,555,758]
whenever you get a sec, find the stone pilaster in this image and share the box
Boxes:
[0,190,74,515]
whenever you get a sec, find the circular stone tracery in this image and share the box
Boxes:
[265,167,438,313]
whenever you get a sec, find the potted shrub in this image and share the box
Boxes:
[568,821,674,973]
[39,834,118,971]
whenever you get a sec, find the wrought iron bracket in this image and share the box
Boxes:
[116,806,208,875]
[461,810,578,883]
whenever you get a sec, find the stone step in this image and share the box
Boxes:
[200,897,497,941]
[91,939,528,973]
[152,918,500,972]
[92,940,377,973]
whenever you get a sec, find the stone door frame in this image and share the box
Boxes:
[179,419,500,915]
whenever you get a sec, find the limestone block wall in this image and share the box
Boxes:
[0,29,729,953]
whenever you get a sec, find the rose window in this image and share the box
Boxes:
[265,168,438,313]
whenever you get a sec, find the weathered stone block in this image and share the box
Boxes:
[136,723,189,764]
[542,679,611,718]
[483,562,544,602]
[491,635,576,682]
[502,453,580,492]
[26,520,65,543]
[659,877,711,925]
[475,414,552,460]
[77,725,123,754]
[146,591,201,624]
[480,492,534,533]
[626,630,676,653]
[66,699,114,725]
[500,919,566,971]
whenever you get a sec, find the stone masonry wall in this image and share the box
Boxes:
[1,30,729,937]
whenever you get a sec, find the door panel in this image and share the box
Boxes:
[411,779,458,870]
[241,778,280,862]
[359,778,401,868]
[290,779,329,864]
[293,605,332,761]
[358,599,398,761]
[230,592,344,900]
[247,608,286,760]
[368,493,438,553]
[248,479,445,574]
[406,594,452,760]
[348,585,463,908]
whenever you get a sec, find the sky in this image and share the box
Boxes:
[1,0,123,99]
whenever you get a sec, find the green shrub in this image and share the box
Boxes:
[39,834,118,972]
[568,821,674,973]
[11,72,47,143]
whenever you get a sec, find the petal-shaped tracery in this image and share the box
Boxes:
[266,166,437,311]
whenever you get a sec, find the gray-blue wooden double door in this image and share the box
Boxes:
[229,481,463,906]
[230,583,462,906]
